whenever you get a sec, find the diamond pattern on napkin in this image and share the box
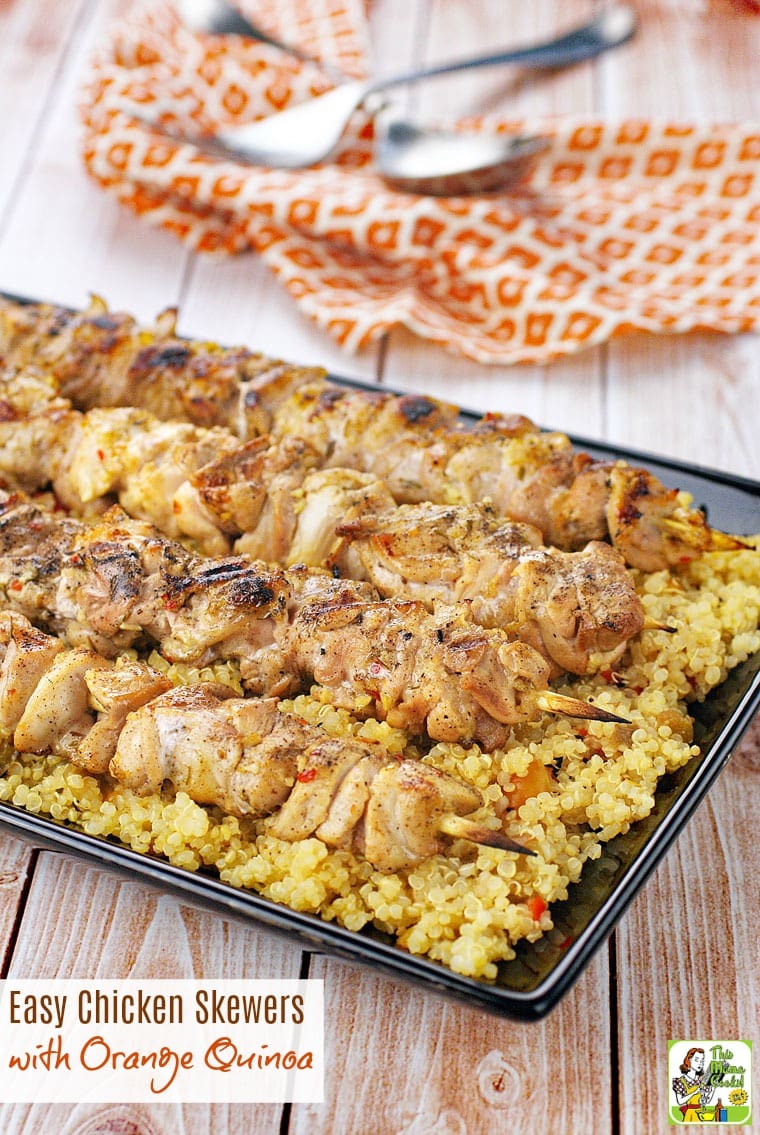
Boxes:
[81,2,760,364]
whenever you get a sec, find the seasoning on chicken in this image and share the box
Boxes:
[0,610,64,733]
[0,493,626,751]
[0,294,742,572]
[114,684,533,870]
[0,402,647,677]
[270,391,744,572]
[332,490,645,675]
[0,400,326,557]
[0,294,325,436]
[0,611,533,871]
[5,298,742,574]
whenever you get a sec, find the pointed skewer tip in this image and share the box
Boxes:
[439,815,536,856]
[660,517,749,553]
[708,530,753,552]
[642,617,677,633]
[536,691,630,725]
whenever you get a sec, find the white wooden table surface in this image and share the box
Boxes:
[0,2,758,1132]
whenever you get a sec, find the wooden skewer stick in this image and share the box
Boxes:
[642,616,677,633]
[439,815,536,856]
[536,692,630,725]
[660,517,748,552]
[705,529,752,552]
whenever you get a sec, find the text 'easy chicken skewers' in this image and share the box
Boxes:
[0,493,626,753]
[0,611,531,871]
[0,398,645,676]
[0,296,742,572]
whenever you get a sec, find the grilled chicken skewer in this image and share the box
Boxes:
[0,296,740,572]
[0,493,625,752]
[0,401,645,676]
[0,610,531,871]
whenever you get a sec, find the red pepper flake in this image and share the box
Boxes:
[527,896,547,921]
[9,580,22,591]
[558,935,574,950]
[97,448,105,461]
[297,767,318,783]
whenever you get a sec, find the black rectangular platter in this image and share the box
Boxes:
[0,291,758,1019]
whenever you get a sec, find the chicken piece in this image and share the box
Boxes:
[235,467,396,568]
[0,364,65,418]
[0,405,79,499]
[78,659,172,773]
[362,761,484,873]
[279,584,552,751]
[13,647,111,759]
[112,687,299,815]
[175,434,324,559]
[502,540,644,674]
[271,381,461,464]
[269,738,487,872]
[605,463,722,572]
[327,495,642,675]
[267,730,379,843]
[0,612,63,733]
[76,411,241,543]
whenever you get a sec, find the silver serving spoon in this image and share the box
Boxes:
[374,112,550,195]
[167,3,636,172]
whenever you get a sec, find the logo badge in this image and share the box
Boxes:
[669,1040,752,1125]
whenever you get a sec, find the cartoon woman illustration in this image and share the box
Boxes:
[672,1048,715,1122]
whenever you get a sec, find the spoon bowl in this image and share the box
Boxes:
[376,114,551,195]
[169,3,636,170]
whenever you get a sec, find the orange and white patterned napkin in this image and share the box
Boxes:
[81,1,760,364]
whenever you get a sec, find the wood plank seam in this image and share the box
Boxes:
[608,931,622,1135]
[0,847,39,978]
[0,0,96,242]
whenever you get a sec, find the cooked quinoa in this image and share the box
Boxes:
[1,545,759,980]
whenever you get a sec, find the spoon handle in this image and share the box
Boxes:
[176,0,348,82]
[366,6,636,94]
